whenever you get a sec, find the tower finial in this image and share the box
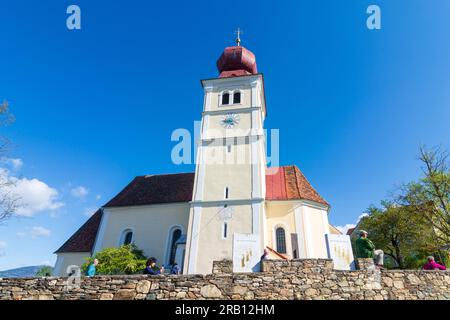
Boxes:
[234,27,243,46]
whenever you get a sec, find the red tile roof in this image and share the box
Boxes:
[346,227,356,236]
[265,166,329,205]
[54,209,103,254]
[56,166,328,253]
[104,173,195,207]
[266,246,289,260]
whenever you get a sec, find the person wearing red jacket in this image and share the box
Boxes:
[423,256,447,270]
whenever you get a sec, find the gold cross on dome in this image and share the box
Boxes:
[235,28,243,46]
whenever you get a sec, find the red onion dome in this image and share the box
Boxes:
[216,46,258,78]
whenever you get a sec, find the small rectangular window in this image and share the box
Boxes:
[225,187,229,199]
[223,222,228,239]
[227,145,231,153]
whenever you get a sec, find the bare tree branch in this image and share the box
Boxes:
[0,99,18,221]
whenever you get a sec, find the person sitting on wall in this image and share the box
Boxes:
[260,248,269,261]
[259,248,270,272]
[144,257,164,275]
[355,230,384,268]
[86,259,99,277]
[170,261,181,275]
[423,256,447,270]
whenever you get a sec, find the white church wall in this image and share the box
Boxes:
[304,204,330,259]
[201,75,266,116]
[265,202,296,258]
[207,83,252,112]
[265,201,330,259]
[93,203,190,267]
[53,252,90,276]
[202,164,253,202]
[193,203,253,274]
[206,112,252,138]
[293,205,308,258]
[203,137,253,163]
[183,207,195,274]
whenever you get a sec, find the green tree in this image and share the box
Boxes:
[359,201,435,269]
[36,266,53,277]
[397,146,450,246]
[82,244,147,275]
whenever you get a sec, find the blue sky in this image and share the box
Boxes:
[0,0,449,270]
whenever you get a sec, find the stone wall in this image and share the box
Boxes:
[355,258,376,270]
[1,259,450,300]
[212,260,233,274]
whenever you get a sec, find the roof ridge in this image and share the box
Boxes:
[140,171,194,178]
[291,165,302,198]
[265,246,289,260]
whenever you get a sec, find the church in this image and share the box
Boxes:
[53,37,345,276]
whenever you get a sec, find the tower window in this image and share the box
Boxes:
[233,91,241,104]
[275,227,287,254]
[225,187,229,199]
[222,92,230,105]
[223,222,228,239]
[226,137,233,153]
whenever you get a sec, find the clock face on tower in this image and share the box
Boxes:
[220,113,240,129]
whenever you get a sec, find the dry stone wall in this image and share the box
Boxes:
[1,259,450,300]
[212,260,233,274]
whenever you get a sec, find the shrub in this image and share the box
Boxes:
[36,265,53,277]
[82,244,147,275]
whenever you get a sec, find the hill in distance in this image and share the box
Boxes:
[0,265,53,278]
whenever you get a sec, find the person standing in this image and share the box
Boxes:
[86,259,99,277]
[355,230,384,268]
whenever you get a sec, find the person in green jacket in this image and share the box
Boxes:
[355,230,384,268]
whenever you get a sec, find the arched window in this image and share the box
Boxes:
[169,228,182,265]
[275,227,287,254]
[233,91,241,104]
[222,92,230,105]
[120,229,133,245]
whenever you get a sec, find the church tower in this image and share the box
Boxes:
[184,35,268,274]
